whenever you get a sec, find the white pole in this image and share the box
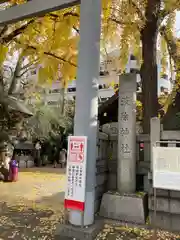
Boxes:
[69,0,101,226]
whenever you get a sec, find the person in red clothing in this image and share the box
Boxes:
[9,154,18,182]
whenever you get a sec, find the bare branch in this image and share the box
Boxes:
[17,66,35,78]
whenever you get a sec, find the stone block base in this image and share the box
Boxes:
[99,191,148,224]
[55,219,104,240]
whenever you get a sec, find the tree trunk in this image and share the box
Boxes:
[8,53,23,95]
[140,0,161,134]
[61,88,65,115]
[160,26,180,129]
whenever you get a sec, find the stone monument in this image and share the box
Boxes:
[117,73,136,193]
[100,73,148,224]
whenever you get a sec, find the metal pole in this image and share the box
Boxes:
[153,187,157,240]
[68,0,101,226]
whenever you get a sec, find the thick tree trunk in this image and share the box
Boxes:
[140,0,161,134]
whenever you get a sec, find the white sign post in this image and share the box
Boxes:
[0,0,101,228]
[64,136,87,214]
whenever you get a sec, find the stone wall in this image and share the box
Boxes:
[99,122,151,192]
[96,115,180,232]
[95,132,109,212]
[96,118,180,232]
[149,187,180,232]
[107,135,117,191]
[148,118,180,232]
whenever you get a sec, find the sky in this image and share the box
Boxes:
[176,11,180,37]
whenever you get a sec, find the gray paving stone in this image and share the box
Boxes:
[55,219,104,240]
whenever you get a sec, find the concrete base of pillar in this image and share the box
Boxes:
[99,191,148,224]
[54,218,104,240]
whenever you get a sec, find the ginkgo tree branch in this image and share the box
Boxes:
[1,19,35,44]
[8,53,23,95]
[0,25,8,37]
[110,17,141,26]
[17,65,35,78]
[73,26,79,34]
[20,58,39,72]
[159,24,180,113]
[49,11,79,19]
[129,0,145,22]
[109,16,142,32]
[160,5,180,20]
[16,57,39,78]
[160,25,179,71]
[49,12,80,33]
[14,39,77,67]
[39,49,77,67]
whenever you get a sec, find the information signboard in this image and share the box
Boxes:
[64,136,87,211]
[153,146,180,191]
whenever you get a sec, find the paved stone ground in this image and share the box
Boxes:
[0,167,180,240]
[96,224,180,240]
[0,167,66,239]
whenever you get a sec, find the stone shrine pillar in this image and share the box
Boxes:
[117,73,137,193]
[100,77,148,224]
[68,0,101,227]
